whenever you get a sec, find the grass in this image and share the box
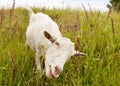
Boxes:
[0,7,120,86]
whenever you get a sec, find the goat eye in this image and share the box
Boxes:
[56,55,60,57]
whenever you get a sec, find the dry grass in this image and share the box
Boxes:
[0,3,120,86]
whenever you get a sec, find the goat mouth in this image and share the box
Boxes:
[49,69,60,78]
[49,65,60,78]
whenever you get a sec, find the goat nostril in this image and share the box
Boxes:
[55,65,61,75]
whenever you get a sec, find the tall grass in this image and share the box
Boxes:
[0,6,120,86]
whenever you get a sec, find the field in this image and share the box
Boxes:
[0,7,120,86]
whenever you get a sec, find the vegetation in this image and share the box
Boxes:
[108,0,120,12]
[0,7,120,86]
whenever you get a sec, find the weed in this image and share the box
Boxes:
[0,7,120,86]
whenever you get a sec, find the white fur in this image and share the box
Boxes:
[25,7,85,78]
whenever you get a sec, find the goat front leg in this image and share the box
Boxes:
[35,51,41,70]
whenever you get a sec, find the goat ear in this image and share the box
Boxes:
[72,50,87,57]
[44,31,55,43]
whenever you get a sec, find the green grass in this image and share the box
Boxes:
[0,7,120,86]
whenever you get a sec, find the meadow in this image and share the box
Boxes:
[0,7,120,86]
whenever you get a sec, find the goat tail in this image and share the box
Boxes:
[23,5,34,16]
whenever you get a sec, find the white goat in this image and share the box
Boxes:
[25,7,85,78]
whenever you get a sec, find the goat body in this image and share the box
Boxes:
[25,7,85,78]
